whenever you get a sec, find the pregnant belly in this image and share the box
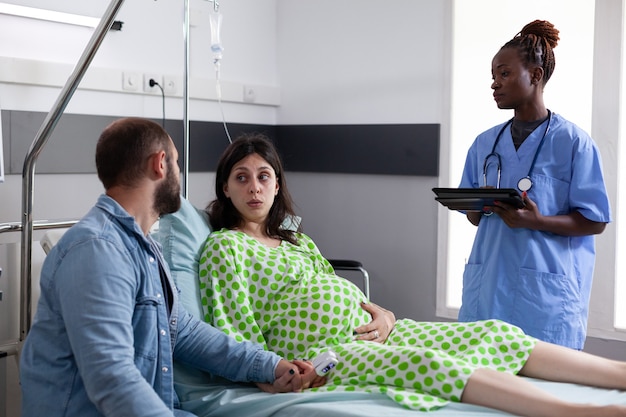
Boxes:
[263,275,370,359]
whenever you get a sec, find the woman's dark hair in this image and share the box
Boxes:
[502,20,560,86]
[207,133,301,245]
[96,117,171,189]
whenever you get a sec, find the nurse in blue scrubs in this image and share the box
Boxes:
[457,20,611,350]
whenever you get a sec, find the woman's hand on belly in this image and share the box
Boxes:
[353,302,396,343]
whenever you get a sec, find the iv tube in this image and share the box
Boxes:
[215,65,232,143]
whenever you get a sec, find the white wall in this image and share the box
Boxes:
[276,0,444,125]
[275,0,447,321]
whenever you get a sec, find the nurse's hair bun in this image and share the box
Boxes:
[519,20,560,50]
[503,19,560,84]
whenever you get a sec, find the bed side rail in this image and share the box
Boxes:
[0,219,78,234]
[0,219,78,357]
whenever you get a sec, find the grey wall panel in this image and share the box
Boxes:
[3,111,440,176]
[7,111,117,174]
[184,120,276,174]
[275,124,440,176]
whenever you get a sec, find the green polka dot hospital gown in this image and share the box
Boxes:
[199,230,537,411]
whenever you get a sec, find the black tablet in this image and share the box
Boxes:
[432,187,525,211]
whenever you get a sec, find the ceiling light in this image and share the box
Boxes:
[0,3,100,28]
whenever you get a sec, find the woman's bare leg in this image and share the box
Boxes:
[462,368,626,417]
[519,341,626,389]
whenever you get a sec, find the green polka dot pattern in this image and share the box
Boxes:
[198,230,537,411]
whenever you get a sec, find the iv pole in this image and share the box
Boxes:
[182,0,190,199]
[182,0,221,198]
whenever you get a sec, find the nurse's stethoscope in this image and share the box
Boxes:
[483,110,552,192]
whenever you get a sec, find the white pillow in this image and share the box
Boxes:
[153,197,211,320]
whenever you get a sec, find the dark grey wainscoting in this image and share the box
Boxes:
[2,110,439,177]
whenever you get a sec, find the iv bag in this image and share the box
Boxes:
[209,10,223,62]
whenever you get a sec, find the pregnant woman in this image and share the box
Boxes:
[198,132,626,417]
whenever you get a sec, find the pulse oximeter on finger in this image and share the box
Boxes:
[311,351,339,376]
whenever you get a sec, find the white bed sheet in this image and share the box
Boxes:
[175,364,626,417]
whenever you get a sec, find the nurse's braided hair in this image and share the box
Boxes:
[502,20,560,86]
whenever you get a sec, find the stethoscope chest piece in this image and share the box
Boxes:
[517,177,533,192]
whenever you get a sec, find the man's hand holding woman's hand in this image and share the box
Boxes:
[257,359,324,393]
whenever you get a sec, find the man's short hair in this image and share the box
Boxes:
[96,118,170,189]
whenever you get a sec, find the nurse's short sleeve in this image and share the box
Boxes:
[569,133,611,223]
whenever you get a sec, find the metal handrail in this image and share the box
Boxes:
[0,219,78,235]
[18,0,125,345]
[0,341,18,358]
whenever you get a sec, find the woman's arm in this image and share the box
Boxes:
[197,232,267,345]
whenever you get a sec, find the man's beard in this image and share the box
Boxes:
[154,163,181,216]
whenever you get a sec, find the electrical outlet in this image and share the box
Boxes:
[122,72,140,91]
[243,85,256,103]
[163,76,177,95]
[143,74,162,93]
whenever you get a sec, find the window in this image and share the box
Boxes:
[616,64,626,326]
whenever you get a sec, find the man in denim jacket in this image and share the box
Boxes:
[20,118,315,417]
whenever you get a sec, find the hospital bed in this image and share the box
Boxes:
[16,197,626,417]
[150,197,626,417]
[32,199,626,417]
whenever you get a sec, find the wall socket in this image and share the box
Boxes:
[122,72,140,91]
[163,76,177,95]
[243,85,256,103]
[143,74,162,93]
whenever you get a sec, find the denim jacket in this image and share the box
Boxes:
[20,194,280,417]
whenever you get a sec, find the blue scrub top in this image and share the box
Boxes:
[457,112,611,350]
